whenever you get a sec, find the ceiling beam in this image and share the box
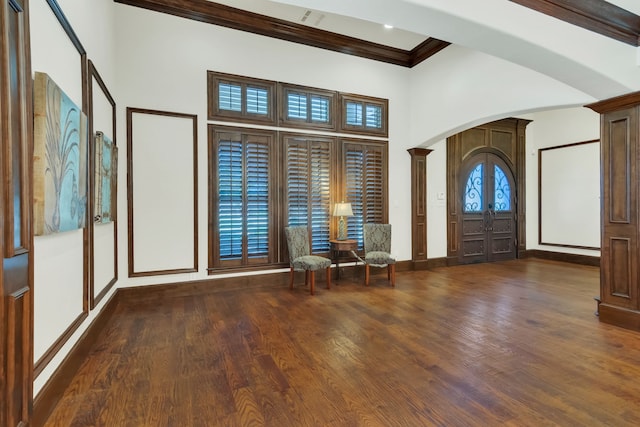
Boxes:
[509,0,640,46]
[114,0,449,67]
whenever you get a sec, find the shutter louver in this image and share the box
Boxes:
[246,87,269,115]
[311,96,329,123]
[346,149,364,247]
[346,102,363,126]
[246,141,270,257]
[287,138,332,253]
[345,143,386,249]
[218,139,243,258]
[219,83,242,112]
[310,143,331,252]
[365,104,382,128]
[287,93,307,119]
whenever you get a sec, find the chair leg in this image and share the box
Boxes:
[289,267,295,290]
[326,266,331,289]
[309,271,315,295]
[305,270,309,286]
[389,264,395,287]
[365,264,370,286]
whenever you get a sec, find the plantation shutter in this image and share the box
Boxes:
[215,130,272,267]
[246,141,270,257]
[286,137,332,253]
[343,142,387,249]
[218,138,243,259]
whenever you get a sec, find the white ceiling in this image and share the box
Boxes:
[209,0,639,52]
[207,0,433,50]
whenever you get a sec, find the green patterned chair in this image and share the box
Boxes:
[284,226,332,295]
[363,223,396,287]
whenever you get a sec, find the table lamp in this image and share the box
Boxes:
[333,202,353,240]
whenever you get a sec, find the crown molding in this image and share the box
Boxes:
[114,0,448,67]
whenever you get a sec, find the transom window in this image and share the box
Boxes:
[279,84,337,131]
[463,162,512,213]
[340,94,388,136]
[207,71,276,124]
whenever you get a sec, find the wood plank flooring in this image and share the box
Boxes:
[42,259,640,426]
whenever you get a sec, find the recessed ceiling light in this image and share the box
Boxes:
[384,24,394,29]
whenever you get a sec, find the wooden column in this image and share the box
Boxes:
[407,148,432,268]
[587,92,640,331]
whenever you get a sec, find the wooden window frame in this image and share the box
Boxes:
[208,125,277,271]
[340,139,389,249]
[339,93,388,137]
[278,83,338,131]
[207,71,277,125]
[282,132,337,257]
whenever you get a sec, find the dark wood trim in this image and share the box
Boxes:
[277,83,338,132]
[32,292,120,427]
[207,70,278,125]
[407,148,432,262]
[509,0,640,46]
[412,257,448,270]
[338,93,388,137]
[586,91,640,114]
[409,38,451,66]
[87,60,118,310]
[113,0,449,67]
[126,108,199,277]
[537,139,600,250]
[33,311,88,378]
[522,249,600,266]
[599,303,640,332]
[45,0,86,54]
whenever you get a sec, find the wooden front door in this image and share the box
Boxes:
[459,153,517,264]
[1,0,33,425]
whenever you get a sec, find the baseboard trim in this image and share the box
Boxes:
[599,303,640,332]
[32,291,121,426]
[522,249,600,266]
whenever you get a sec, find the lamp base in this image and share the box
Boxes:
[337,217,347,240]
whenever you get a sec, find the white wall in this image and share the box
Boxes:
[31,0,117,396]
[524,107,600,256]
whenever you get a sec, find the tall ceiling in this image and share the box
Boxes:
[115,0,640,99]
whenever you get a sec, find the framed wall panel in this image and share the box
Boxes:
[538,140,600,250]
[87,60,117,309]
[33,0,89,378]
[127,108,198,277]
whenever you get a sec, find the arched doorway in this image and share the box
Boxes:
[459,153,516,263]
[446,118,530,265]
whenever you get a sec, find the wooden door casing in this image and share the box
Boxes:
[447,118,530,265]
[1,0,33,425]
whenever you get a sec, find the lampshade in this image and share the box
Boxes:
[333,202,353,217]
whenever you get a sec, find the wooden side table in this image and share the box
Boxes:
[330,239,358,279]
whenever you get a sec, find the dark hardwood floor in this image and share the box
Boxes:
[42,259,640,426]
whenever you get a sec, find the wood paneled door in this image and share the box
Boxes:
[1,0,33,425]
[447,118,530,265]
[459,153,517,263]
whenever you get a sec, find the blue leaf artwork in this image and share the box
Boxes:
[33,72,87,235]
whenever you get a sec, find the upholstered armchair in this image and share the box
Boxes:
[284,226,332,295]
[363,223,396,287]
